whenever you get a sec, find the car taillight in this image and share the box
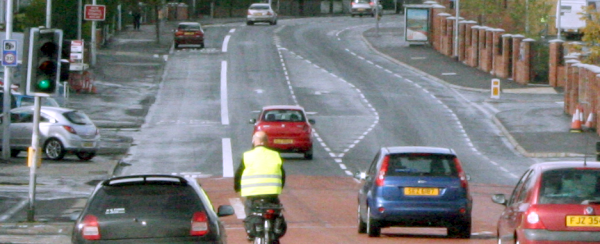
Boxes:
[453,158,469,191]
[95,128,100,135]
[369,2,374,6]
[375,155,390,186]
[351,2,355,6]
[175,30,184,36]
[265,209,276,219]
[63,125,77,134]
[80,214,100,240]
[195,31,203,36]
[267,11,273,15]
[191,212,209,236]
[523,206,546,229]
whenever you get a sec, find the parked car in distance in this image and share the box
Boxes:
[350,0,381,17]
[0,106,100,160]
[13,93,61,107]
[247,3,277,25]
[492,161,600,244]
[249,105,315,159]
[174,22,204,49]
[71,174,235,244]
[355,146,472,238]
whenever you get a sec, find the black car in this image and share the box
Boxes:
[71,174,235,244]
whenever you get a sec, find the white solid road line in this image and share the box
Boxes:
[229,197,246,219]
[221,32,233,178]
[222,35,231,53]
[222,138,234,178]
[221,61,229,125]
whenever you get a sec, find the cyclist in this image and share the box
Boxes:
[234,131,287,241]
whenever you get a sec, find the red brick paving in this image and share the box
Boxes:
[198,175,513,244]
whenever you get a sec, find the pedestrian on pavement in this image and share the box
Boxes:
[234,131,287,241]
[132,8,142,30]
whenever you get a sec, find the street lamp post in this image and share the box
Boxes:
[453,0,459,58]
[375,0,380,36]
[557,0,562,38]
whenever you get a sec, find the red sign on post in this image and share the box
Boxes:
[84,4,106,21]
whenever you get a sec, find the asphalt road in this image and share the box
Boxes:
[0,14,567,243]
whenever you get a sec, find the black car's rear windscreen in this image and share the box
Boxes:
[87,185,204,217]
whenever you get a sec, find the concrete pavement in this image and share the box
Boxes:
[0,14,598,243]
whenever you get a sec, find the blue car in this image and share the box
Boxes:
[355,146,472,238]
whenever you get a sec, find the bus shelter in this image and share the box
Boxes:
[404,4,433,45]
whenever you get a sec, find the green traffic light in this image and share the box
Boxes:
[36,79,53,91]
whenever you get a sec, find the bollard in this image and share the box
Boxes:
[491,79,500,99]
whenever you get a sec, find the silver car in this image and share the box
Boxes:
[247,3,277,25]
[0,106,100,160]
[350,0,382,17]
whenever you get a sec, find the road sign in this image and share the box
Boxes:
[2,39,18,66]
[84,5,106,21]
[71,40,84,53]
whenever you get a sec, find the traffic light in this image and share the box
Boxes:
[22,28,63,96]
[60,40,71,82]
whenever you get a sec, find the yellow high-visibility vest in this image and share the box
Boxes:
[241,147,283,197]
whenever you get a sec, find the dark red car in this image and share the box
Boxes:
[492,161,600,244]
[250,105,315,159]
[173,22,204,49]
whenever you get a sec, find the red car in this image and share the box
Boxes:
[492,161,600,244]
[250,105,315,159]
[173,22,204,49]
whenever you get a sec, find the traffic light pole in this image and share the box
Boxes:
[27,97,41,222]
[46,0,51,28]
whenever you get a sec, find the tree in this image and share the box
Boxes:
[146,0,163,43]
[459,0,550,37]
[581,5,600,64]
[15,0,121,41]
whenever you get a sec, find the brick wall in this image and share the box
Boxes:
[424,2,600,133]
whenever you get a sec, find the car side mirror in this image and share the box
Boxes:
[308,119,315,125]
[491,194,507,206]
[249,118,256,124]
[217,205,235,217]
[353,171,367,180]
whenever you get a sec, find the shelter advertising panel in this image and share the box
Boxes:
[404,7,430,43]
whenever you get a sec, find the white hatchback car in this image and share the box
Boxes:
[0,106,100,160]
[247,3,277,25]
